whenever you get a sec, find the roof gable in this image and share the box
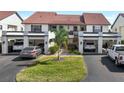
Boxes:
[111,13,124,29]
[0,11,16,21]
[83,13,110,25]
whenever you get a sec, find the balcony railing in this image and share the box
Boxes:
[78,31,121,37]
[2,31,48,36]
[68,31,80,36]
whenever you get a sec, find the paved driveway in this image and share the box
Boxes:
[0,55,35,82]
[83,55,124,82]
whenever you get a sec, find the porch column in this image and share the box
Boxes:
[24,31,29,48]
[44,36,49,54]
[98,32,103,54]
[2,35,8,54]
[78,31,84,54]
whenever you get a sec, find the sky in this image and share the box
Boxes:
[17,11,124,24]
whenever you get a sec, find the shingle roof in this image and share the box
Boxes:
[23,12,110,25]
[0,11,16,21]
[23,12,84,25]
[83,13,110,25]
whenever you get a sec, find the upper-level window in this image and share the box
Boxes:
[73,26,78,31]
[80,26,86,31]
[49,25,57,31]
[93,25,102,32]
[31,25,42,32]
[0,25,2,30]
[59,25,64,30]
[8,25,17,31]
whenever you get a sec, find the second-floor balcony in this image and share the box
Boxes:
[68,31,121,38]
[2,31,48,37]
[78,31,121,38]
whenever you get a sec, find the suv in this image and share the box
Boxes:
[84,42,96,52]
[13,42,23,51]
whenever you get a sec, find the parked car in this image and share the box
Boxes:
[107,44,124,66]
[13,42,23,51]
[20,46,42,58]
[84,42,96,52]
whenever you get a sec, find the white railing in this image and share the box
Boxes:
[2,31,48,36]
[78,31,121,37]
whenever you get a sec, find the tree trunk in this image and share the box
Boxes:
[58,47,60,61]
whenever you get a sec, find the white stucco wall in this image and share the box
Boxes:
[0,13,23,41]
[86,25,109,32]
[102,25,109,32]
[0,14,23,31]
[24,24,49,32]
[112,15,124,40]
[42,24,48,32]
[112,16,124,32]
[24,24,31,31]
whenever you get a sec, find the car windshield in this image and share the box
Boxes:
[86,43,94,45]
[23,47,34,51]
[14,42,23,45]
[116,46,124,51]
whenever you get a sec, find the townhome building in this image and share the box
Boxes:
[111,13,124,41]
[0,11,24,52]
[1,12,121,54]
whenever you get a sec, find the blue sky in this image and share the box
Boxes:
[17,11,124,24]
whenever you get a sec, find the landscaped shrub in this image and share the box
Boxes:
[69,50,81,55]
[68,44,77,50]
[49,44,59,54]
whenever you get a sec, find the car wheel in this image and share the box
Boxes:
[115,59,120,66]
[107,52,109,56]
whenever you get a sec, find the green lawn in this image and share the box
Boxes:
[16,55,87,82]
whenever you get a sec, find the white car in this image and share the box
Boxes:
[13,42,24,51]
[84,42,96,52]
[107,44,124,66]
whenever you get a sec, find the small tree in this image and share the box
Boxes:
[51,28,68,60]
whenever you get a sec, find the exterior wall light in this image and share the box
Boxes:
[46,42,47,44]
[80,41,82,45]
[2,41,5,44]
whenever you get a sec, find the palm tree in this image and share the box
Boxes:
[51,28,68,60]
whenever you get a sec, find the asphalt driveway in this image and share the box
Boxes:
[83,55,124,82]
[0,55,35,82]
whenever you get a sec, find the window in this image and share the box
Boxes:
[80,26,86,31]
[93,25,102,32]
[73,26,78,31]
[0,25,2,30]
[116,46,124,51]
[59,25,64,30]
[31,25,42,32]
[49,25,57,31]
[112,46,114,50]
[8,25,17,31]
